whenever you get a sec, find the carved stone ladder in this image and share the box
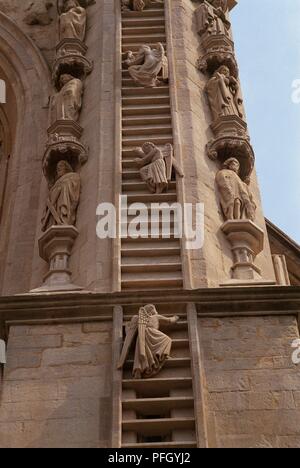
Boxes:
[120,2,183,290]
[113,304,199,448]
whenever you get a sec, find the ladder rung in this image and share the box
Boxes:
[123,417,195,436]
[122,441,197,448]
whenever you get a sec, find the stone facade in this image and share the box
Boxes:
[200,315,300,448]
[0,0,299,449]
[0,322,112,448]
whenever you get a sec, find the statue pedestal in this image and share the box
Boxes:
[221,220,264,283]
[56,38,88,58]
[211,115,248,139]
[47,120,83,140]
[32,226,82,292]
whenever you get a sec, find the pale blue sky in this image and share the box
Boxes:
[231,0,300,244]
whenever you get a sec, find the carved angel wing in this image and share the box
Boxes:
[117,315,138,369]
[138,306,151,359]
[162,144,184,181]
[162,54,169,81]
[162,144,173,181]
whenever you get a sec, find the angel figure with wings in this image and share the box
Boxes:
[125,43,168,88]
[118,304,180,379]
[134,142,184,194]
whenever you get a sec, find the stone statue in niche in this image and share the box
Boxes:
[59,0,87,42]
[121,0,163,11]
[216,157,256,222]
[118,304,180,379]
[134,142,184,194]
[41,160,81,232]
[50,74,83,123]
[205,65,244,121]
[126,43,168,88]
[195,0,230,37]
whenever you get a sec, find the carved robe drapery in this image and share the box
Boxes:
[136,144,168,194]
[118,305,180,379]
[50,76,83,123]
[134,143,183,194]
[42,166,81,232]
[126,43,168,88]
[216,159,256,221]
[206,67,244,121]
[59,2,87,42]
[196,0,230,36]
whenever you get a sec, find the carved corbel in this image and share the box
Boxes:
[207,136,254,184]
[43,132,88,187]
[197,35,238,77]
[52,53,93,89]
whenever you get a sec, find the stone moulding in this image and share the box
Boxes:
[1,286,299,324]
[206,135,255,183]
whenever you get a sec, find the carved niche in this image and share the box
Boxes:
[41,160,81,232]
[215,158,265,283]
[44,72,88,185]
[216,157,256,223]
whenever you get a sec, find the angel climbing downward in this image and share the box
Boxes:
[118,304,180,379]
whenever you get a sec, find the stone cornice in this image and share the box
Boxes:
[0,286,299,327]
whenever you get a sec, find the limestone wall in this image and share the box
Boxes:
[199,315,300,448]
[0,322,112,448]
